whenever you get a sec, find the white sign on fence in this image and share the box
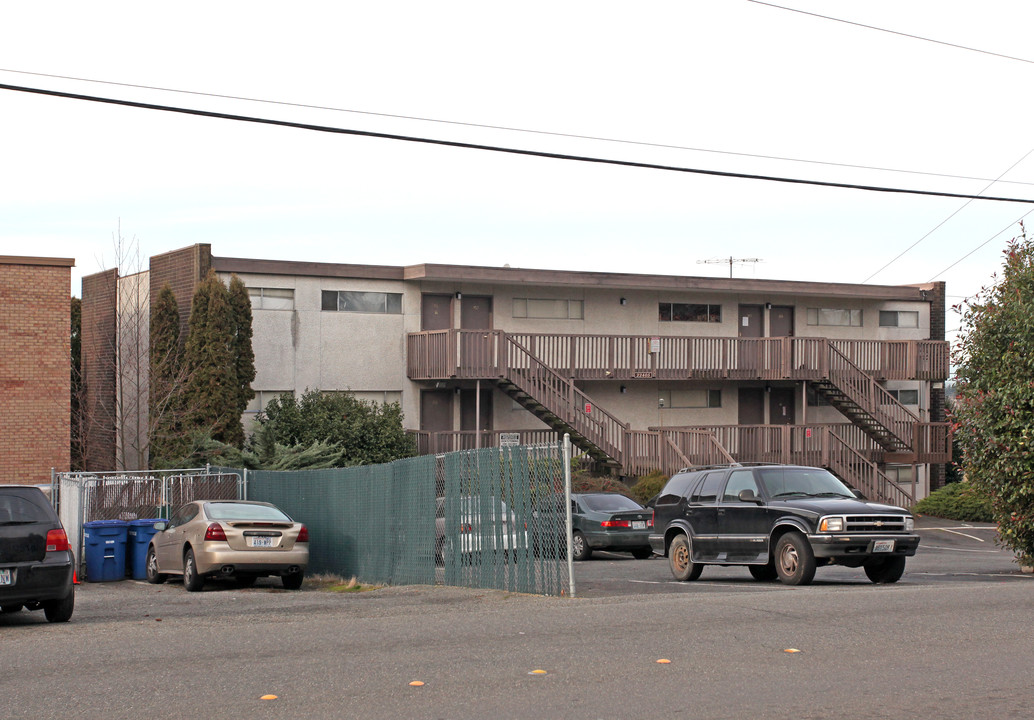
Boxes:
[499,433,520,447]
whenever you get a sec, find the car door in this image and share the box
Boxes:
[717,469,770,562]
[685,471,725,562]
[154,504,198,571]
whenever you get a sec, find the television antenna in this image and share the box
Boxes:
[697,256,763,278]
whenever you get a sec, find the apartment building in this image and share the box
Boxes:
[83,244,950,504]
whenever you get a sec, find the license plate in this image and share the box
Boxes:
[0,569,11,585]
[248,537,275,548]
[873,540,895,553]
[632,521,646,530]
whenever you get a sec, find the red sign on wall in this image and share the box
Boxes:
[584,402,592,413]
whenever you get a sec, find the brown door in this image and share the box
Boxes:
[769,387,796,425]
[461,296,493,329]
[770,306,794,337]
[420,390,453,435]
[738,388,765,425]
[421,294,453,331]
[738,305,763,338]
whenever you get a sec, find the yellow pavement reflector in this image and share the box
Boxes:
[409,681,425,687]
[656,659,672,664]
[784,649,801,653]
[260,695,278,700]
[529,670,547,675]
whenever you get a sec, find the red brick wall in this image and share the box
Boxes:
[81,269,118,470]
[150,244,212,341]
[0,259,73,484]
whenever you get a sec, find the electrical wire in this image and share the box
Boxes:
[929,208,1034,281]
[2,81,1033,205]
[1,66,1032,189]
[863,148,1034,282]
[746,1,1034,66]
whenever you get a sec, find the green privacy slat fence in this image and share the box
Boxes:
[236,442,572,597]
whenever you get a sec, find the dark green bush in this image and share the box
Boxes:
[631,470,669,505]
[913,482,994,523]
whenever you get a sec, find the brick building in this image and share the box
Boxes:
[0,256,74,484]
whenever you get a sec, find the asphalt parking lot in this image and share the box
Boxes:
[3,516,1031,720]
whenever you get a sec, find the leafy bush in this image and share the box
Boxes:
[913,482,994,523]
[631,470,669,505]
[571,471,634,498]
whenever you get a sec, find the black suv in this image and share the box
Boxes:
[649,464,920,586]
[0,486,75,622]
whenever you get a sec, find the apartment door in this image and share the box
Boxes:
[738,388,765,425]
[738,304,763,373]
[459,296,493,375]
[421,294,453,331]
[769,306,794,337]
[460,296,493,329]
[738,305,763,338]
[768,387,796,425]
[420,390,454,450]
[461,388,492,438]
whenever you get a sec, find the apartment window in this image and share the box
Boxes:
[659,302,722,323]
[658,389,721,409]
[322,290,402,314]
[512,298,584,320]
[248,287,295,310]
[885,389,919,405]
[885,465,914,484]
[879,311,919,328]
[807,308,862,327]
[246,390,292,413]
[325,390,403,406]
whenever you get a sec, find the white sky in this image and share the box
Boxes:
[2,0,1033,344]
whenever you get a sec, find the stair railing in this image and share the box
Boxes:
[827,344,920,449]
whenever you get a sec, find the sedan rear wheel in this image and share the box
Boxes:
[43,590,74,623]
[1,604,23,614]
[774,532,816,586]
[668,534,703,581]
[145,546,167,584]
[183,548,204,592]
[571,531,592,561]
[631,547,653,560]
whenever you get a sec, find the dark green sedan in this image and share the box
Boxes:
[534,492,654,561]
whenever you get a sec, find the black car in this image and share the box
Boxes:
[649,464,920,585]
[0,485,75,622]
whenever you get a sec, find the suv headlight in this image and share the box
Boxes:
[905,516,915,532]
[819,516,844,533]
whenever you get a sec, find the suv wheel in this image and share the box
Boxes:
[864,556,906,584]
[748,562,778,581]
[774,532,816,586]
[668,534,703,581]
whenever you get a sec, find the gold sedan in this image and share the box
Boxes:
[145,500,308,591]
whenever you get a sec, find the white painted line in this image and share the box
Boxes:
[934,528,986,542]
[910,572,1032,579]
[919,544,1005,553]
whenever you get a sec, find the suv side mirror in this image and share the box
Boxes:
[738,489,762,504]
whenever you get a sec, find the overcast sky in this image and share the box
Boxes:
[2,0,1033,341]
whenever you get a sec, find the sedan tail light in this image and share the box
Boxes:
[601,519,632,528]
[297,525,309,543]
[204,523,228,542]
[46,528,70,553]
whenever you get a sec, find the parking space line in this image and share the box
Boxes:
[932,528,987,542]
[920,544,1007,553]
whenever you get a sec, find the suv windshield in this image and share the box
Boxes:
[758,468,854,499]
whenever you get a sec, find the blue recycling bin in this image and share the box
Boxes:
[83,520,129,582]
[127,519,165,580]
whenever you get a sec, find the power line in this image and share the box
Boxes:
[863,148,1034,282]
[746,1,1034,66]
[929,209,1034,281]
[3,81,1034,205]
[2,66,1033,189]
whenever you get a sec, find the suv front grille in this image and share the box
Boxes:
[844,515,908,533]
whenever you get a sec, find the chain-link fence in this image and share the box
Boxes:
[244,440,574,596]
[57,440,575,597]
[55,468,244,578]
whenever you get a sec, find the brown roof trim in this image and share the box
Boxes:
[403,263,928,300]
[212,256,405,281]
[0,256,75,268]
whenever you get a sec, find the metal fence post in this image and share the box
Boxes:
[564,433,575,598]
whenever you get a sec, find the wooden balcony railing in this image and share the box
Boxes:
[407,330,949,382]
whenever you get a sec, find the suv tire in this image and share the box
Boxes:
[668,534,703,581]
[864,556,906,584]
[748,562,779,581]
[774,532,816,586]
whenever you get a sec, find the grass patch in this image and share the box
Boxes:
[913,482,994,523]
[306,573,380,593]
